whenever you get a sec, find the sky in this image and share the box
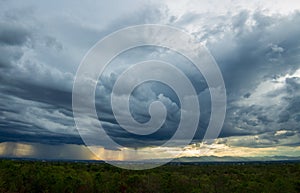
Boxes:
[1,0,300,161]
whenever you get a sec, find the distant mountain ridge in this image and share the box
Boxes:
[2,155,300,163]
[173,156,300,162]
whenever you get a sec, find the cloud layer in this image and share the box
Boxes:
[0,0,300,159]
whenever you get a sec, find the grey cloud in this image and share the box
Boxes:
[224,130,300,148]
[202,11,300,95]
[0,93,80,145]
[278,110,290,123]
[0,45,23,68]
[192,11,300,146]
[0,1,300,152]
[0,10,34,68]
[0,2,178,147]
[286,77,300,93]
[0,21,30,46]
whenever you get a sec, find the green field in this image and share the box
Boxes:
[0,160,300,193]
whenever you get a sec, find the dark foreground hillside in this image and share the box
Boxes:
[0,160,300,193]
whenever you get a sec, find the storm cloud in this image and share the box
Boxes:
[0,0,300,159]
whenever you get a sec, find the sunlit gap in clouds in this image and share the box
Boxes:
[2,141,300,161]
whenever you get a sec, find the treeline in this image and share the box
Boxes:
[0,159,300,193]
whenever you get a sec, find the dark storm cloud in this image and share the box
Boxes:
[0,5,38,68]
[0,21,30,46]
[0,2,175,146]
[196,11,300,147]
[0,46,23,68]
[0,92,81,144]
[199,11,300,95]
[92,46,211,147]
[0,20,29,68]
[0,0,300,151]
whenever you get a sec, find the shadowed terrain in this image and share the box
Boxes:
[0,159,300,193]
